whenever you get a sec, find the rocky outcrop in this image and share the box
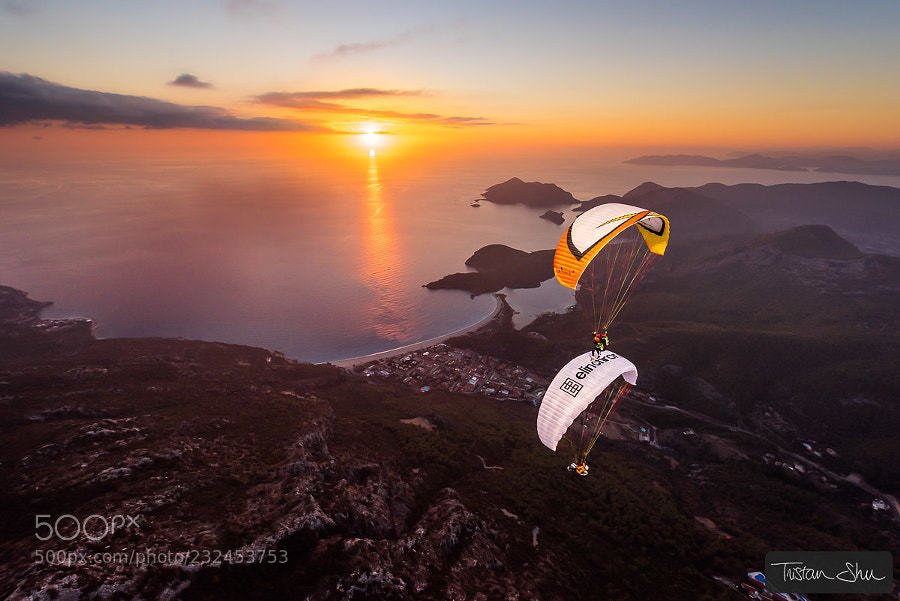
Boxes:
[0,285,51,324]
[304,487,542,600]
[0,287,93,360]
[539,210,565,225]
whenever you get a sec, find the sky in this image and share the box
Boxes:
[1,0,899,159]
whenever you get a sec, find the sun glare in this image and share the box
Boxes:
[358,123,386,156]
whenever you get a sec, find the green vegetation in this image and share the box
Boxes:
[326,381,895,600]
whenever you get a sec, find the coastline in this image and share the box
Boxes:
[326,293,507,369]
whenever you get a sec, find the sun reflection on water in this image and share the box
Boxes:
[360,155,418,340]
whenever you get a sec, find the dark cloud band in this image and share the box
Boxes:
[0,72,317,131]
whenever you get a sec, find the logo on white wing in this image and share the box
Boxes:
[560,378,583,397]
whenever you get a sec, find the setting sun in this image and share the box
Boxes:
[359,123,387,156]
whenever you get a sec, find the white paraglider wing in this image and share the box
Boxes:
[536,351,638,451]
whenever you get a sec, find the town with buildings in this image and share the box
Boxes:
[357,344,548,405]
[356,343,897,529]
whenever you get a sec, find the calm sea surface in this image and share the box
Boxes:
[3,153,898,361]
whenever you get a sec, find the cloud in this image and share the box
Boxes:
[0,72,319,131]
[169,73,214,89]
[312,28,432,62]
[314,39,404,61]
[255,88,424,104]
[441,116,495,126]
[253,88,492,127]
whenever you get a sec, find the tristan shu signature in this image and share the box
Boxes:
[769,561,887,584]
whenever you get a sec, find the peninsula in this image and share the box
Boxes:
[424,244,555,295]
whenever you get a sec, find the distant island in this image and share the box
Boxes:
[425,244,555,296]
[539,210,565,225]
[625,153,900,176]
[625,154,804,171]
[480,177,577,207]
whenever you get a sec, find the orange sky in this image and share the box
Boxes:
[2,2,898,159]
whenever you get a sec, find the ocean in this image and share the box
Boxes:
[3,151,899,362]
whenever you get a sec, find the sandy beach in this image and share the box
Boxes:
[327,294,507,369]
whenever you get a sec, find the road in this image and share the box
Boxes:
[630,397,900,521]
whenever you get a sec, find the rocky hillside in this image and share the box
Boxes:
[4,286,896,600]
[688,181,900,255]
[0,288,720,600]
